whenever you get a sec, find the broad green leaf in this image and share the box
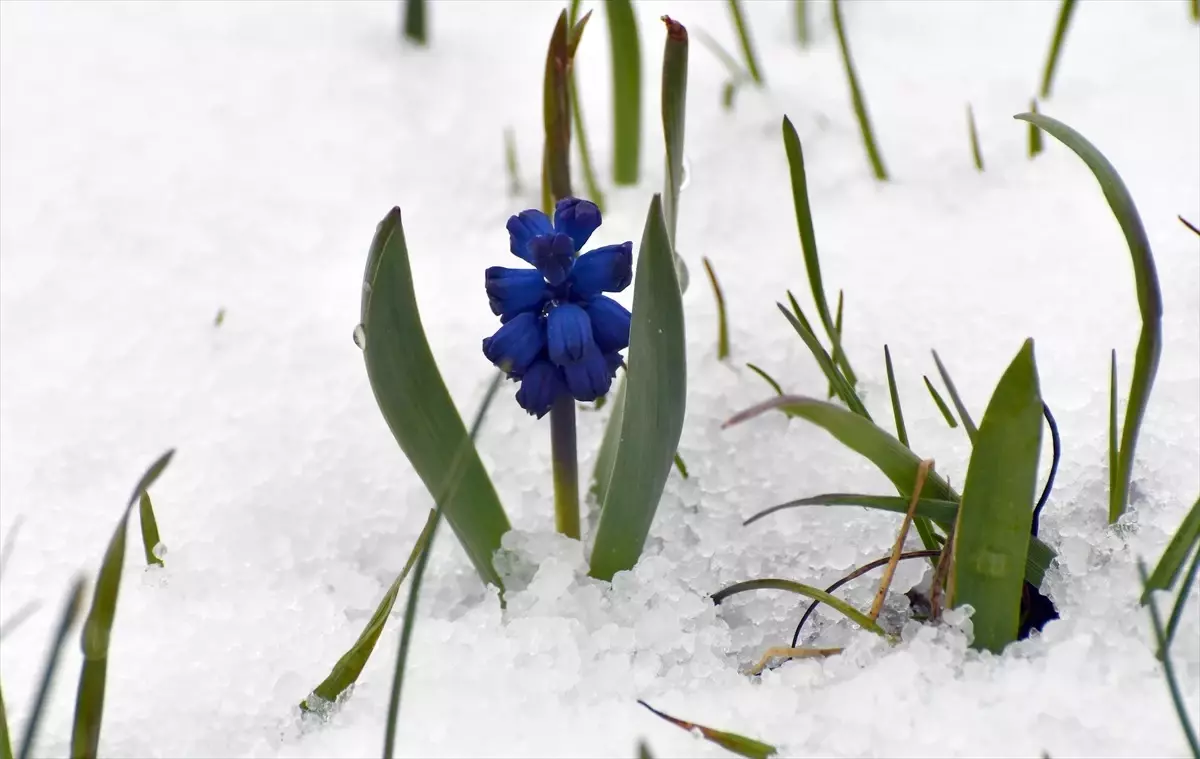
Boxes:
[1138,561,1200,757]
[1016,112,1162,524]
[661,15,690,290]
[712,578,887,638]
[931,350,977,440]
[137,492,163,567]
[725,395,1055,588]
[883,346,908,447]
[782,116,858,384]
[951,339,1043,653]
[744,493,959,527]
[923,375,959,429]
[72,451,173,759]
[726,0,764,85]
[830,0,887,180]
[606,0,641,186]
[301,508,438,713]
[360,208,511,589]
[590,196,687,580]
[17,577,85,759]
[702,257,730,359]
[638,701,778,759]
[777,302,869,420]
[1142,496,1200,602]
[1038,0,1078,98]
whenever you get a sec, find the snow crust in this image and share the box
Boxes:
[1,1,1197,756]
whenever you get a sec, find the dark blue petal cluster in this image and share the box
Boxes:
[483,197,633,418]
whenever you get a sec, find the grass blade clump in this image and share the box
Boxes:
[17,577,85,759]
[1039,0,1077,98]
[301,508,438,713]
[137,492,163,567]
[661,15,690,291]
[950,340,1044,653]
[1142,497,1200,602]
[967,104,984,171]
[1138,561,1200,757]
[924,376,959,429]
[590,196,687,581]
[637,701,777,759]
[606,0,642,185]
[725,0,764,85]
[931,351,977,440]
[1016,112,1162,523]
[402,0,427,46]
[702,257,730,359]
[830,0,888,180]
[72,449,174,759]
[782,117,859,385]
[360,208,511,588]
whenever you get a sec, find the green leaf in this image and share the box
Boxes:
[637,739,655,759]
[72,451,173,759]
[967,103,984,171]
[724,395,1055,588]
[590,196,687,581]
[673,452,690,480]
[931,350,977,441]
[702,257,730,359]
[830,0,888,181]
[590,375,627,506]
[712,579,888,638]
[1142,496,1200,601]
[402,0,427,46]
[726,0,764,85]
[777,301,870,420]
[1015,112,1162,524]
[782,117,858,385]
[1165,543,1200,652]
[137,492,163,567]
[661,15,690,290]
[360,208,511,589]
[301,508,438,713]
[884,346,909,447]
[1109,350,1118,505]
[503,128,521,197]
[744,493,959,527]
[794,0,809,47]
[1027,99,1043,158]
[606,0,641,186]
[1038,0,1077,99]
[17,577,85,759]
[638,701,778,759]
[923,375,959,429]
[826,290,845,399]
[543,10,573,204]
[951,339,1043,653]
[0,686,8,759]
[746,363,784,396]
[1138,561,1200,758]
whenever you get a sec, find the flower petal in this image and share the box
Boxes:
[553,197,602,251]
[481,311,545,377]
[485,266,548,320]
[561,346,613,402]
[515,360,565,418]
[528,233,576,287]
[506,209,554,264]
[546,302,595,366]
[582,296,631,354]
[568,242,633,297]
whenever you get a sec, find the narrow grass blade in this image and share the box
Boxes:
[726,0,764,85]
[402,0,427,46]
[777,301,870,420]
[569,62,606,211]
[746,363,783,396]
[1138,561,1200,757]
[1142,496,1200,601]
[702,257,730,359]
[360,208,511,588]
[931,351,977,441]
[1180,216,1200,237]
[590,375,627,506]
[826,290,845,399]
[967,103,984,171]
[782,117,859,385]
[72,450,173,759]
[637,701,777,759]
[1017,112,1163,523]
[606,0,641,185]
[543,10,574,204]
[744,493,959,527]
[884,346,908,447]
[1165,544,1200,651]
[661,15,690,291]
[724,395,1055,588]
[830,0,887,180]
[923,376,958,428]
[137,492,163,567]
[1039,0,1077,99]
[794,0,809,46]
[301,508,437,713]
[17,577,85,759]
[637,740,654,759]
[712,579,887,638]
[951,340,1043,653]
[1109,349,1118,508]
[383,372,505,758]
[590,196,687,581]
[672,453,689,479]
[1028,99,1043,158]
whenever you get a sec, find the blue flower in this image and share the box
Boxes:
[483,197,634,418]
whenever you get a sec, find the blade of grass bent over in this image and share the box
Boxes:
[138,492,163,567]
[382,371,505,759]
[590,196,687,581]
[746,363,784,397]
[931,350,977,441]
[726,0,764,85]
[17,577,85,759]
[1016,112,1162,524]
[830,0,888,181]
[1142,496,1200,601]
[1039,0,1077,99]
[950,340,1043,653]
[71,449,174,759]
[702,257,730,359]
[637,700,777,759]
[606,0,642,186]
[712,579,887,638]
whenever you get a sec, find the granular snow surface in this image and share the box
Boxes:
[1,1,1198,757]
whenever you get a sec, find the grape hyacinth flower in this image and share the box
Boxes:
[482,197,633,418]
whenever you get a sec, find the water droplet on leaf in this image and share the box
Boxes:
[353,324,366,349]
[680,156,692,191]
[152,542,168,560]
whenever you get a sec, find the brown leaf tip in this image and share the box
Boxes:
[661,15,687,41]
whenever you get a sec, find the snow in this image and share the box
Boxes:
[1,0,1197,756]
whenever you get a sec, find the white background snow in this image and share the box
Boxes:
[1,0,1198,756]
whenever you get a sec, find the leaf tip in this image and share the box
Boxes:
[661,15,687,41]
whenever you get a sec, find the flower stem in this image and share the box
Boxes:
[550,393,580,539]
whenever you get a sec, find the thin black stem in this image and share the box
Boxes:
[1031,401,1061,537]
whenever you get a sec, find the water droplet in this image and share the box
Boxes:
[152,542,168,560]
[353,324,366,349]
[362,280,372,295]
[679,156,692,191]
